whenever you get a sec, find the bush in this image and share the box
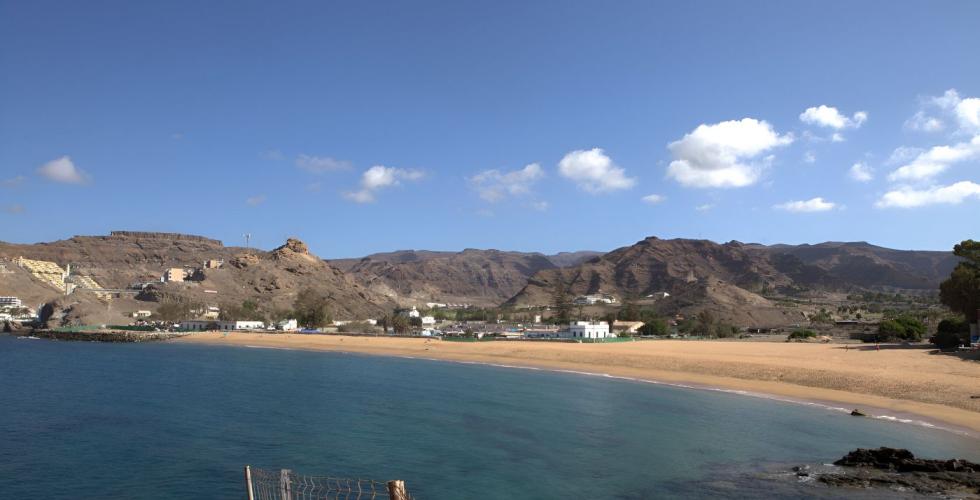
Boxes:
[638,318,669,336]
[787,329,817,340]
[877,316,926,342]
[930,317,970,349]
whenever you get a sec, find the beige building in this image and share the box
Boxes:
[203,259,223,269]
[163,268,186,282]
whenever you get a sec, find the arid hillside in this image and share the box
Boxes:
[0,232,394,324]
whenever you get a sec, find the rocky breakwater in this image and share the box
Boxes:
[809,447,980,496]
[23,329,189,343]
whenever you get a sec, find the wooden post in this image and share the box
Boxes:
[279,469,292,500]
[244,465,255,500]
[387,480,407,500]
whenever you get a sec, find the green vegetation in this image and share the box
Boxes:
[638,318,668,336]
[939,239,980,326]
[929,317,970,349]
[155,297,201,322]
[787,329,817,340]
[551,278,571,324]
[293,288,333,328]
[336,321,379,334]
[219,299,265,321]
[876,315,926,342]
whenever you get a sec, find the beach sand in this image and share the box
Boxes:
[176,333,980,434]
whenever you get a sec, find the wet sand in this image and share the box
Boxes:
[176,333,980,434]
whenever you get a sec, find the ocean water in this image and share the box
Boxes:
[0,335,977,499]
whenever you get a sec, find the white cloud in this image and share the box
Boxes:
[2,175,26,188]
[886,146,924,165]
[641,194,666,205]
[695,203,714,212]
[470,163,544,202]
[528,201,549,211]
[848,162,874,182]
[904,111,945,132]
[344,165,423,203]
[803,151,816,164]
[558,148,635,193]
[774,197,836,212]
[887,135,980,182]
[262,149,285,161]
[246,194,267,206]
[666,118,793,188]
[37,156,90,184]
[296,155,352,173]
[875,181,980,208]
[799,105,867,130]
[3,204,24,215]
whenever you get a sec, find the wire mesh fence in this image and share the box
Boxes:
[246,466,412,500]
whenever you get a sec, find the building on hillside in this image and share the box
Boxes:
[181,320,265,331]
[162,268,187,283]
[426,302,446,309]
[0,296,23,308]
[421,315,436,325]
[561,321,612,339]
[131,310,152,319]
[612,321,644,334]
[572,293,617,305]
[397,306,421,318]
[203,259,224,269]
[646,291,670,300]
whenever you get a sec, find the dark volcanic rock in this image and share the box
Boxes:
[816,448,980,496]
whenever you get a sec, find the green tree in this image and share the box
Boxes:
[551,277,572,325]
[618,298,639,321]
[638,318,668,336]
[940,240,980,325]
[293,288,333,328]
[390,314,409,334]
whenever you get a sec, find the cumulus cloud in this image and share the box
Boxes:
[875,181,980,208]
[469,163,544,202]
[296,154,352,173]
[887,135,980,182]
[799,105,867,130]
[558,148,636,193]
[907,89,980,134]
[773,197,836,212]
[641,194,666,205]
[37,156,90,184]
[666,118,793,188]
[246,194,267,206]
[2,175,26,188]
[848,162,874,182]
[344,165,423,203]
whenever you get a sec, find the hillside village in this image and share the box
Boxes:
[0,230,972,345]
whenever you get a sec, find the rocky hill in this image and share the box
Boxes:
[0,232,393,325]
[330,249,560,307]
[747,242,958,290]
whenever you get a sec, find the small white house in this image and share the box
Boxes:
[561,321,612,339]
[182,320,265,331]
[421,315,436,325]
[131,310,152,319]
[277,319,299,331]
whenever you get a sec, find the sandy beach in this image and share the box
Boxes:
[176,333,980,434]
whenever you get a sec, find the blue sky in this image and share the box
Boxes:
[1,1,978,257]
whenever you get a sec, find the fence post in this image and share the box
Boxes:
[244,465,255,500]
[279,469,293,500]
[387,480,408,500]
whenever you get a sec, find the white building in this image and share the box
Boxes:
[421,315,436,325]
[131,310,152,319]
[0,296,23,308]
[277,319,299,331]
[646,291,670,300]
[182,320,265,331]
[561,321,612,339]
[572,294,617,305]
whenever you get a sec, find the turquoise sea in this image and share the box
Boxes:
[1,334,977,499]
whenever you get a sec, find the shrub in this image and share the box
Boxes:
[877,316,926,342]
[787,329,817,340]
[930,317,970,349]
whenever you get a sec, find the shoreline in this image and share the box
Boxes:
[174,333,980,437]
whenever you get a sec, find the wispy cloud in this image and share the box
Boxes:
[246,194,267,206]
[774,197,837,212]
[37,156,90,184]
[876,181,980,208]
[1,175,26,188]
[470,163,544,202]
[296,154,352,173]
[848,162,874,182]
[641,194,666,205]
[3,204,24,215]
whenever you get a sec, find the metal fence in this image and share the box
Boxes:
[245,466,412,500]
